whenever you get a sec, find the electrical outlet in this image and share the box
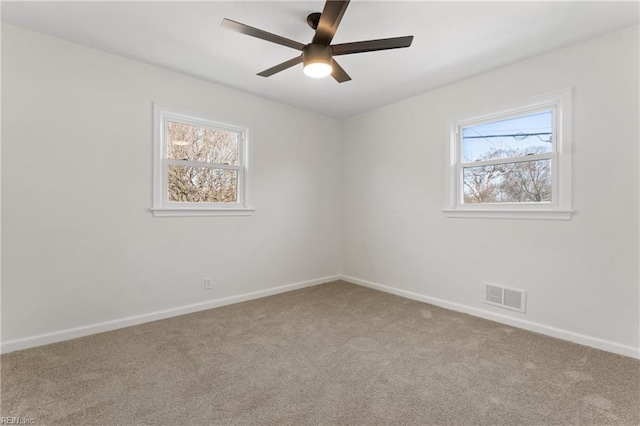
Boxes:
[204,277,213,290]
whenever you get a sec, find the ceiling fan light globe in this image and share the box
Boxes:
[303,62,332,78]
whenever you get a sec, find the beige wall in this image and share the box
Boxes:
[1,25,342,347]
[341,25,639,356]
[3,23,639,357]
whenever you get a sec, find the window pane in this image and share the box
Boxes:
[463,159,551,203]
[462,110,552,162]
[168,121,238,165]
[168,166,237,203]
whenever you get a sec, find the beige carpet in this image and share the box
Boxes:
[1,281,639,425]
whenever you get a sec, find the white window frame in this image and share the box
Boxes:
[151,103,253,217]
[443,88,573,220]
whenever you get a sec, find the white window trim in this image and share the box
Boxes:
[443,88,573,220]
[151,103,254,217]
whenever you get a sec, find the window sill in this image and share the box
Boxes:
[150,207,255,218]
[442,209,573,221]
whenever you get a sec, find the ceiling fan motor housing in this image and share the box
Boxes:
[306,12,321,30]
[302,44,333,67]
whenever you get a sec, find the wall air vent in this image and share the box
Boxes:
[483,283,526,313]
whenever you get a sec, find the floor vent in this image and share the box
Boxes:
[483,283,526,313]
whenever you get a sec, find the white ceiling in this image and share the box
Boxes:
[2,1,638,119]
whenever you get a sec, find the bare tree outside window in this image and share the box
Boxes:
[167,121,239,203]
[461,110,553,204]
[463,147,551,203]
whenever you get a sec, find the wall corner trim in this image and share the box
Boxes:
[0,275,340,354]
[339,275,640,360]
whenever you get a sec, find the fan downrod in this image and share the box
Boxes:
[306,12,321,30]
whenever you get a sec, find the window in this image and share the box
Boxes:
[444,89,573,220]
[151,104,252,217]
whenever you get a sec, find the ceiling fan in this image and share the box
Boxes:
[221,0,414,83]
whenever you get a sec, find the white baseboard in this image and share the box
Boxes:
[341,275,640,359]
[5,274,637,359]
[1,275,340,354]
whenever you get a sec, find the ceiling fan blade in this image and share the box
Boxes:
[222,19,305,51]
[331,59,351,83]
[332,36,414,56]
[257,55,303,77]
[313,0,350,45]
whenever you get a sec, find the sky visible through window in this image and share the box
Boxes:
[462,110,553,162]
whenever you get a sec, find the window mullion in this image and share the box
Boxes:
[166,159,241,171]
[460,153,552,168]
